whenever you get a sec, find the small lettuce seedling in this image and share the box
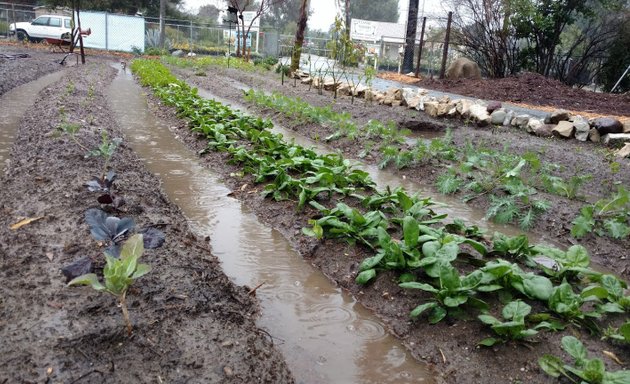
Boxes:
[68,234,150,336]
[539,336,630,383]
[478,300,557,346]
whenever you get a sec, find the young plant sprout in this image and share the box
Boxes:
[68,234,150,336]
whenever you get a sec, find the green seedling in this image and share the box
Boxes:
[400,263,489,324]
[602,321,630,344]
[478,300,556,346]
[539,336,630,383]
[68,234,151,336]
[571,186,630,239]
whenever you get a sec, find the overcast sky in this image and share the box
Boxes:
[180,0,442,31]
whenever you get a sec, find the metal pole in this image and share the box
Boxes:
[439,11,452,79]
[414,17,426,77]
[255,30,259,54]
[105,12,108,50]
[611,64,630,93]
[189,20,193,55]
[228,21,231,68]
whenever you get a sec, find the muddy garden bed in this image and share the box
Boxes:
[1,45,629,384]
[0,48,293,383]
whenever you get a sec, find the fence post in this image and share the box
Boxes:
[189,20,193,55]
[439,11,452,79]
[105,12,108,50]
[415,16,426,78]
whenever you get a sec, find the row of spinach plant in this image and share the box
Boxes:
[131,58,629,382]
[240,85,630,238]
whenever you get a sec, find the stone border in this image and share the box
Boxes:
[293,70,630,159]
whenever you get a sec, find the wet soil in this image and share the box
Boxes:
[160,64,630,383]
[1,44,628,384]
[380,71,630,118]
[173,65,630,280]
[0,48,294,383]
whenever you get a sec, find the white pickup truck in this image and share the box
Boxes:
[10,15,73,42]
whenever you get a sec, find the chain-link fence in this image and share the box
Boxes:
[0,4,455,78]
[0,2,35,38]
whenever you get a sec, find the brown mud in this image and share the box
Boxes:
[1,44,628,384]
[0,49,294,383]
[148,63,630,384]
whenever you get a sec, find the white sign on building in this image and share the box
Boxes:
[241,11,260,30]
[351,19,377,41]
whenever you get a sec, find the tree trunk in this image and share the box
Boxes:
[159,0,166,49]
[290,0,309,73]
[402,0,419,73]
[345,0,351,39]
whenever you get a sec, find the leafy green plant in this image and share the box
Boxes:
[541,173,592,200]
[539,336,630,383]
[571,186,630,239]
[478,300,555,346]
[602,321,630,344]
[65,80,75,95]
[68,234,151,336]
[400,264,489,324]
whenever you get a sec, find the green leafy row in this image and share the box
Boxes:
[131,59,629,381]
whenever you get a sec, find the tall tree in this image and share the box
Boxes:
[43,0,185,17]
[264,0,308,33]
[402,0,419,73]
[349,0,398,22]
[290,0,309,72]
[228,0,286,58]
[197,4,222,23]
[512,0,591,76]
[335,0,351,38]
[449,0,521,77]
[159,0,165,48]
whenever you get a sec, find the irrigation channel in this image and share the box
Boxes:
[0,70,66,173]
[108,65,434,384]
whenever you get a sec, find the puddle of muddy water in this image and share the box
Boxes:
[108,66,434,384]
[0,71,66,173]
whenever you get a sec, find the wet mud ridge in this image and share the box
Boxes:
[0,59,294,383]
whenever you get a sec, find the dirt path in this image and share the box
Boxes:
[0,50,294,383]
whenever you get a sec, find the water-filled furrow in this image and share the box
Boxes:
[108,65,433,384]
[0,70,66,173]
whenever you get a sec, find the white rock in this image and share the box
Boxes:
[470,104,491,126]
[512,115,530,129]
[552,121,575,138]
[491,109,507,125]
[615,143,630,158]
[602,133,630,148]
[424,101,439,117]
[503,111,515,126]
[571,115,590,141]
[526,118,543,133]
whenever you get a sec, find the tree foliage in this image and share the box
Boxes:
[43,0,185,17]
[450,0,521,77]
[335,0,399,24]
[449,0,630,88]
[264,0,311,34]
[349,0,399,22]
[197,4,221,23]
